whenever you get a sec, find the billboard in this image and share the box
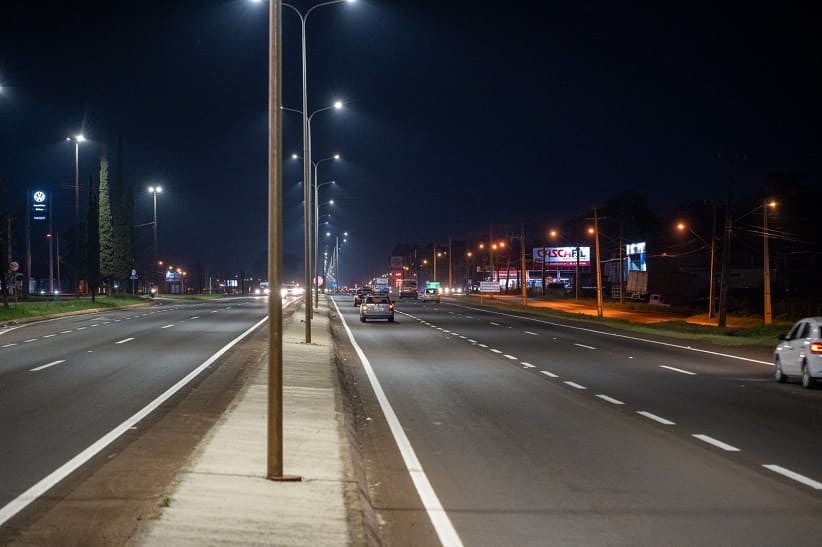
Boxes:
[625,241,647,272]
[533,246,591,267]
[390,256,403,269]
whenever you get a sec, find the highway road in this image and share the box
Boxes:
[0,296,274,526]
[332,295,822,546]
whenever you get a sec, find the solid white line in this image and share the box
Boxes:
[637,411,675,425]
[30,360,66,372]
[490,348,502,354]
[503,354,518,360]
[763,465,822,490]
[692,434,740,452]
[660,365,696,376]
[115,338,135,344]
[574,343,596,350]
[596,394,624,405]
[524,331,538,336]
[161,325,174,329]
[521,362,536,368]
[564,381,587,390]
[455,304,773,366]
[0,315,269,528]
[540,370,559,378]
[330,299,463,547]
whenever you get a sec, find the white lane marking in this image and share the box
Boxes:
[478,343,488,348]
[637,411,675,425]
[467,339,477,344]
[115,338,135,344]
[503,354,518,360]
[103,322,111,325]
[574,343,596,350]
[190,316,200,320]
[763,465,822,490]
[692,434,740,452]
[0,314,269,529]
[24,339,38,343]
[564,381,587,390]
[211,310,218,313]
[524,331,538,336]
[161,325,175,329]
[489,322,500,326]
[521,362,536,368]
[459,335,467,339]
[540,370,559,378]
[455,304,773,366]
[1,343,17,348]
[44,334,57,338]
[30,360,66,372]
[660,365,696,376]
[490,348,502,354]
[330,299,464,547]
[115,320,121,322]
[442,330,451,334]
[465,316,473,319]
[60,330,72,334]
[77,327,87,330]
[596,394,624,405]
[91,324,99,327]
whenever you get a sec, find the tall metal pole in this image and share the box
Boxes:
[433,245,437,282]
[300,15,312,343]
[313,161,319,311]
[618,213,624,304]
[448,236,453,290]
[74,140,80,293]
[594,208,604,318]
[152,191,158,277]
[520,217,527,305]
[25,190,31,296]
[48,192,54,296]
[266,0,295,482]
[489,222,494,284]
[708,203,717,319]
[56,232,61,292]
[763,202,772,325]
[575,223,580,300]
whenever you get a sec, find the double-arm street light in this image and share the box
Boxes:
[282,0,354,343]
[66,134,86,292]
[326,230,348,289]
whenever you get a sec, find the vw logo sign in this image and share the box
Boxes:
[33,191,46,203]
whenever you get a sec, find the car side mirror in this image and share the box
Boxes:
[778,334,789,341]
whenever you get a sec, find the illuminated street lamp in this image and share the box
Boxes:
[148,186,162,287]
[676,221,716,319]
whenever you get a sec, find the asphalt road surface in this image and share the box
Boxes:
[0,296,275,526]
[333,294,822,546]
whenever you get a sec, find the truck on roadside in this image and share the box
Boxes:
[399,278,418,299]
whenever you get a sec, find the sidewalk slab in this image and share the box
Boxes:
[134,301,359,546]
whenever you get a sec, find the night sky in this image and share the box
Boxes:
[1,1,819,284]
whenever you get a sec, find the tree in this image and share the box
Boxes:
[111,139,134,283]
[0,176,11,308]
[86,174,101,302]
[98,156,115,285]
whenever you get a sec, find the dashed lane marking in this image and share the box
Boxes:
[521,362,536,368]
[478,344,488,348]
[30,360,66,372]
[574,343,596,350]
[2,343,17,348]
[540,370,559,378]
[595,394,624,405]
[161,325,174,329]
[692,434,740,452]
[24,339,37,343]
[763,465,822,490]
[115,338,135,345]
[564,381,587,390]
[489,322,500,326]
[660,365,696,376]
[503,354,518,360]
[637,411,675,425]
[490,348,502,354]
[524,331,538,336]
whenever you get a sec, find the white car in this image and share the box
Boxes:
[418,288,440,304]
[774,317,822,388]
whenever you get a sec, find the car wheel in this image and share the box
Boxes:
[775,358,787,383]
[388,315,395,322]
[801,363,814,389]
[360,317,366,323]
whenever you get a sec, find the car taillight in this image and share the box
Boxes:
[811,342,822,354]
[389,304,395,311]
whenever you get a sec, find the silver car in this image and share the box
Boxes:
[360,295,395,323]
[774,317,822,388]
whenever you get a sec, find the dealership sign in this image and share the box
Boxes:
[533,246,591,267]
[31,190,48,222]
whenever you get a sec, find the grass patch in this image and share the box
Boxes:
[0,295,148,322]
[457,297,787,348]
[158,294,224,301]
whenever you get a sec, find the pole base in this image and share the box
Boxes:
[267,474,302,482]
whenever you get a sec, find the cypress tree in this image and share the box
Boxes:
[98,156,115,285]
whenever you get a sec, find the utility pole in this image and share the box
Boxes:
[520,217,527,305]
[763,201,772,325]
[433,244,437,282]
[489,222,494,284]
[618,212,624,304]
[717,189,733,328]
[448,236,453,290]
[594,208,604,318]
[708,202,717,319]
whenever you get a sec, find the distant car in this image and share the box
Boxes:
[281,283,304,297]
[353,288,372,306]
[360,295,395,322]
[774,317,822,388]
[419,288,440,304]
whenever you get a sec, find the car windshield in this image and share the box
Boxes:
[366,296,389,304]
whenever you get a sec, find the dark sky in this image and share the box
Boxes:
[1,1,819,284]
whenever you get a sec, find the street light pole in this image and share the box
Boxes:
[313,156,337,310]
[763,200,776,325]
[594,208,604,318]
[148,186,162,289]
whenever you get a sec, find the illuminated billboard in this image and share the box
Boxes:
[625,241,647,272]
[532,246,591,267]
[32,190,48,222]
